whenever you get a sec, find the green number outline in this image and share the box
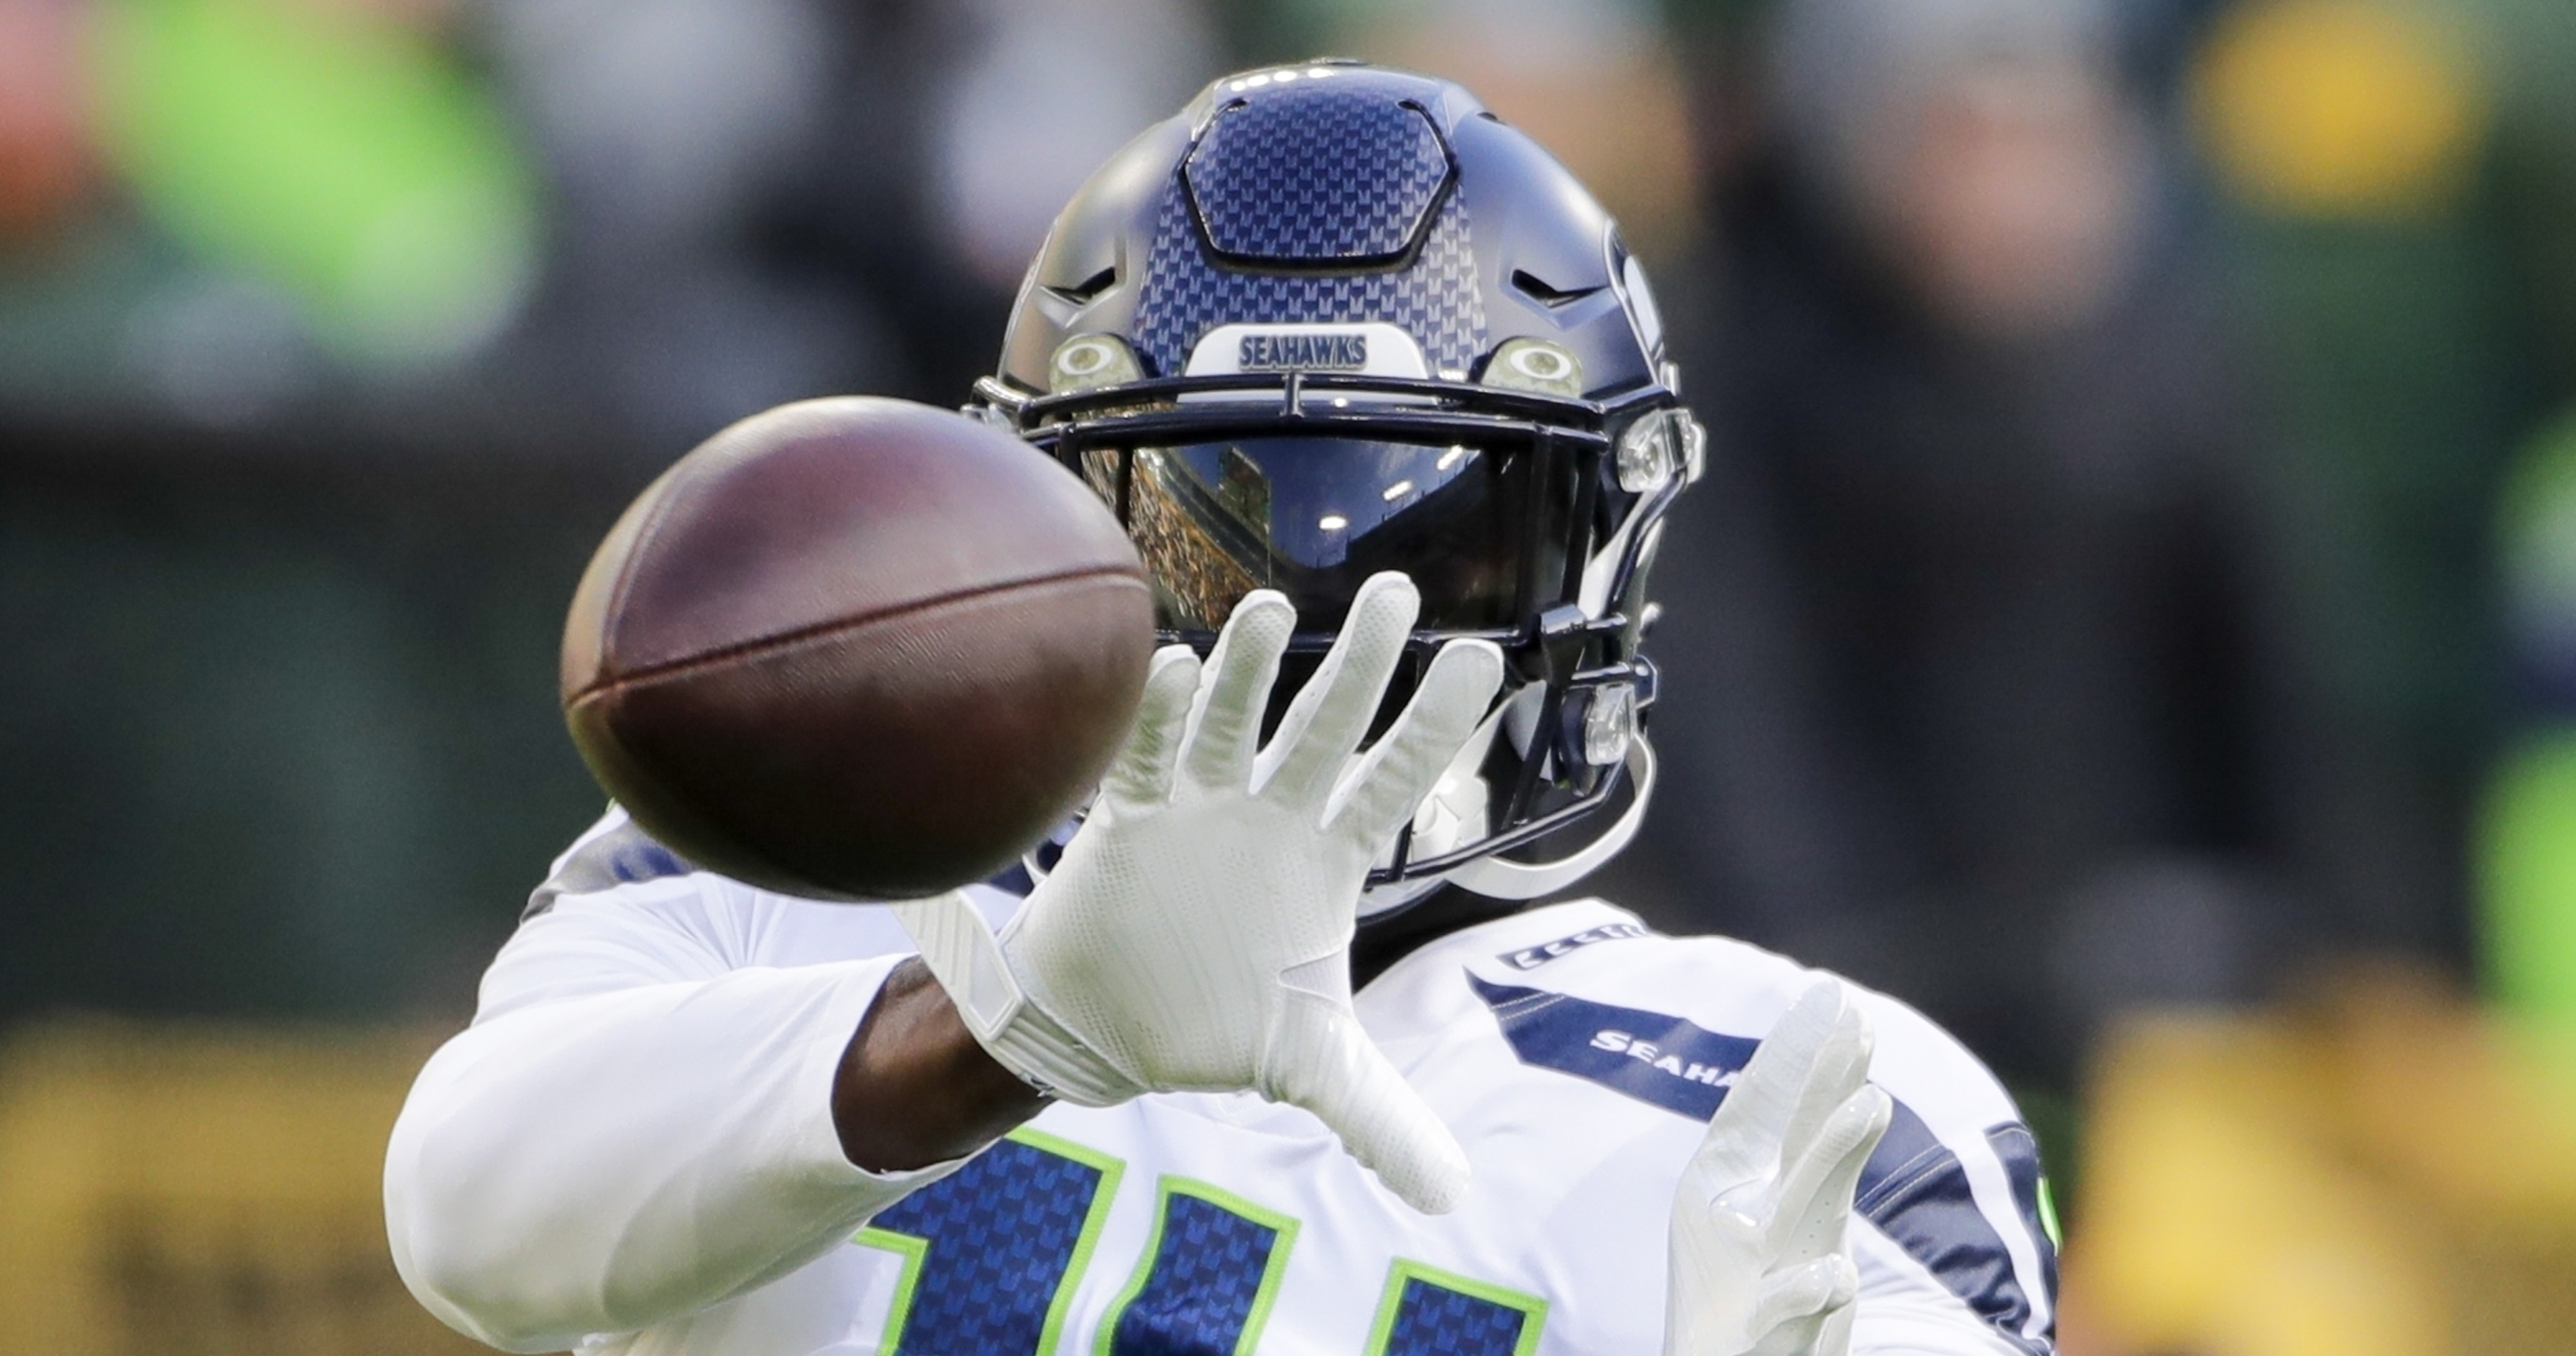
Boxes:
[849,1228,929,1351]
[1361,1258,1548,1356]
[1093,1175,1301,1356]
[853,1126,1127,1356]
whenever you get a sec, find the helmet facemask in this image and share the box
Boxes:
[975,363,1694,908]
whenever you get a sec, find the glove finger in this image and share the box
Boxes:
[1328,637,1506,844]
[1182,591,1295,791]
[1101,646,1203,810]
[1771,1001,1876,1196]
[1690,981,1849,1188]
[1253,575,1401,789]
[1767,1085,1891,1266]
[1268,994,1472,1214]
[1808,1294,1857,1356]
[1746,1257,1859,1348]
[1257,573,1419,806]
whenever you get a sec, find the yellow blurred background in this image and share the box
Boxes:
[0,1022,475,1355]
[2068,968,2576,1356]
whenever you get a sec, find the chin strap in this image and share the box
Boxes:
[1445,736,1657,901]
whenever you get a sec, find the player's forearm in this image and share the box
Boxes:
[832,956,1047,1170]
[386,957,966,1351]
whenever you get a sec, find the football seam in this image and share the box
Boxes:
[597,457,700,677]
[568,565,1150,701]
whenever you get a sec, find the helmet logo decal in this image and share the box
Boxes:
[1238,331,1366,372]
[1182,322,1430,379]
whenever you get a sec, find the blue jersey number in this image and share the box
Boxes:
[1099,1178,1298,1356]
[860,1128,1123,1356]
[858,1135,1546,1356]
[1365,1260,1548,1356]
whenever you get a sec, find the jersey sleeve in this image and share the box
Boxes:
[383,812,964,1354]
[1845,991,2061,1356]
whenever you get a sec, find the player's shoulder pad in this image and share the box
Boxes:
[1456,902,2059,1356]
[523,807,704,921]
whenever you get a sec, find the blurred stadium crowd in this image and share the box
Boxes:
[6,0,2576,1352]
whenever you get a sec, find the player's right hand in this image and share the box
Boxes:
[894,573,1504,1214]
[1665,981,1893,1356]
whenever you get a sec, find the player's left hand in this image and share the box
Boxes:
[894,572,1504,1214]
[1665,980,1892,1356]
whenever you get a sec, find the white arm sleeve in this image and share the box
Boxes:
[384,838,964,1354]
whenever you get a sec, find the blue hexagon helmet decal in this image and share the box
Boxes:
[1183,83,1452,265]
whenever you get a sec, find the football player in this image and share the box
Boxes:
[386,64,2059,1356]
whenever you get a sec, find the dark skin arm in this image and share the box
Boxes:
[831,957,1049,1172]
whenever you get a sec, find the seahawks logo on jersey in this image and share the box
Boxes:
[1470,976,2059,1356]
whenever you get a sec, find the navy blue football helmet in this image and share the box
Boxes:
[971,61,1701,906]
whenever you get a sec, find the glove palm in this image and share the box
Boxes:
[898,574,1504,1214]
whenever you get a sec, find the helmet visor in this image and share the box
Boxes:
[1084,435,1569,633]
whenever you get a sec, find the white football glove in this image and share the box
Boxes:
[1666,981,1893,1356]
[894,573,1505,1213]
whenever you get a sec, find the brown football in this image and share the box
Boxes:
[561,396,1155,900]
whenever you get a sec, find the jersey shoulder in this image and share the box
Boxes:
[479,810,1011,1024]
[1448,901,2022,1130]
[1426,900,2061,1356]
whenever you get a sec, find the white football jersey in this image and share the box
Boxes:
[386,813,2057,1356]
